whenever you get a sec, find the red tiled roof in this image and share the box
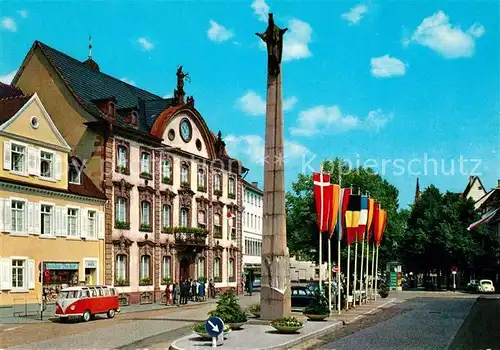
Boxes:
[0,82,24,99]
[0,94,32,125]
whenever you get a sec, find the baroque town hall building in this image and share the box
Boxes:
[12,41,245,304]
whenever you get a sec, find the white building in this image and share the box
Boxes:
[242,180,263,280]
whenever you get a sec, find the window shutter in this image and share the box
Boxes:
[0,198,4,232]
[62,207,68,237]
[55,207,63,236]
[3,141,11,170]
[54,153,62,180]
[27,259,35,289]
[98,211,105,239]
[27,202,34,234]
[81,208,88,238]
[33,203,40,235]
[0,258,12,290]
[3,198,11,233]
[28,147,38,175]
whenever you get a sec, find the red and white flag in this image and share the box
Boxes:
[313,172,332,232]
[467,208,499,231]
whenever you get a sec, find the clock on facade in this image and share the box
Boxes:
[180,119,192,142]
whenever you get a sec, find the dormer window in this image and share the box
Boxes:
[131,111,138,127]
[69,164,81,184]
[108,102,116,118]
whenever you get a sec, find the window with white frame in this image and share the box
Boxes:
[180,208,188,227]
[11,200,25,233]
[116,254,127,281]
[67,208,78,236]
[197,257,205,279]
[228,258,234,280]
[12,259,25,289]
[11,143,26,173]
[69,165,81,184]
[116,198,127,223]
[141,202,150,227]
[180,164,189,184]
[41,204,53,235]
[40,151,53,178]
[87,211,97,238]
[162,204,171,229]
[140,255,150,279]
[162,256,171,280]
[198,210,206,229]
[162,158,172,182]
[117,145,128,169]
[214,214,222,236]
[228,178,235,195]
[140,152,151,174]
[214,174,222,192]
[198,168,205,189]
[213,258,221,279]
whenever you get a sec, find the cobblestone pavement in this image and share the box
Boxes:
[1,294,260,349]
[316,297,476,350]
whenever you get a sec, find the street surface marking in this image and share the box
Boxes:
[3,326,22,332]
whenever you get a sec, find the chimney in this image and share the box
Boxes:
[252,181,258,187]
[469,175,474,183]
[497,179,500,188]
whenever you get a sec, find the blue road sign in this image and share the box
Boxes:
[205,316,224,337]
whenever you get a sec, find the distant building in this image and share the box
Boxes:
[289,256,328,282]
[242,180,262,281]
[462,176,487,206]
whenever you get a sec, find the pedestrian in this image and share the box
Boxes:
[190,279,197,301]
[165,282,171,306]
[198,280,205,301]
[209,279,215,299]
[184,279,190,304]
[180,279,186,305]
[174,282,180,306]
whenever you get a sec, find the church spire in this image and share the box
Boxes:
[415,177,421,200]
[88,34,93,59]
[83,33,100,71]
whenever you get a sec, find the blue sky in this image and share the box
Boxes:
[1,0,498,208]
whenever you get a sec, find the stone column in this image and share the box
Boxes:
[257,13,291,320]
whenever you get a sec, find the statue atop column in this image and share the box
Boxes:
[173,65,190,105]
[256,13,288,77]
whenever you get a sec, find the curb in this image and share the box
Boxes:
[169,321,343,350]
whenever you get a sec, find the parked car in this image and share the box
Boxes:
[467,280,479,292]
[291,286,315,308]
[478,279,496,293]
[253,277,261,289]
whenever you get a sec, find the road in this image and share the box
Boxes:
[317,296,500,350]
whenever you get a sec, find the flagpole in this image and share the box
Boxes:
[371,242,376,300]
[374,244,379,301]
[346,244,351,310]
[359,227,365,306]
[353,237,358,308]
[328,236,332,313]
[337,171,342,314]
[319,165,323,294]
[365,236,370,303]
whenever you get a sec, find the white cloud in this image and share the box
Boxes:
[237,90,298,116]
[207,20,233,43]
[0,70,17,84]
[283,19,312,61]
[225,134,309,166]
[370,55,406,78]
[137,37,154,51]
[341,5,368,25]
[17,10,28,18]
[408,11,485,58]
[251,0,270,22]
[290,105,391,136]
[120,78,136,86]
[1,17,17,32]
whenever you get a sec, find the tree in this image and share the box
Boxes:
[285,158,405,269]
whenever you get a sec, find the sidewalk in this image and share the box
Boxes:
[169,298,396,350]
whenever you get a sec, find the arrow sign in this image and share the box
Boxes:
[205,316,224,337]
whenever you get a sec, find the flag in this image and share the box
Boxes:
[335,188,351,240]
[313,172,332,232]
[366,198,375,236]
[369,202,379,244]
[345,194,361,245]
[357,195,368,241]
[328,184,340,239]
[375,209,387,246]
[227,210,236,227]
[467,208,500,231]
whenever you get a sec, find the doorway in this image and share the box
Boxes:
[180,258,190,280]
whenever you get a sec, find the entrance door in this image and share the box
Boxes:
[180,258,190,280]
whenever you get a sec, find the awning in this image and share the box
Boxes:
[467,208,500,231]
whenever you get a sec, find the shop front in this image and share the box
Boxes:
[42,262,79,302]
[84,259,99,285]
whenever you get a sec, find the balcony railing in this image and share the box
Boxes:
[167,227,208,246]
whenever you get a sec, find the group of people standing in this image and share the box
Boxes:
[164,278,217,306]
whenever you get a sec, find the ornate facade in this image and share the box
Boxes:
[13,41,246,304]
